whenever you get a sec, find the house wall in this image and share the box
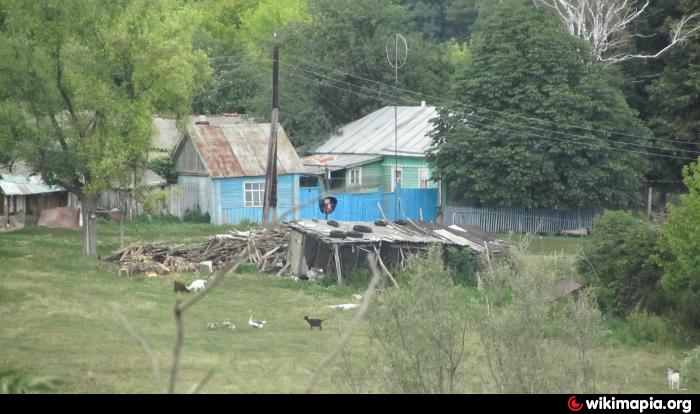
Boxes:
[380,157,438,191]
[213,174,300,225]
[176,175,212,217]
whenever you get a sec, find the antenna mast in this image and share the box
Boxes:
[386,33,407,219]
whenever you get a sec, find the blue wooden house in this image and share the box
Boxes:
[172,117,307,224]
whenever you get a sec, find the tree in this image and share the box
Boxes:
[578,210,663,317]
[0,0,209,255]
[657,158,700,330]
[427,0,652,209]
[366,247,468,393]
[532,0,700,63]
[645,0,700,192]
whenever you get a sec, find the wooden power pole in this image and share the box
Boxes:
[262,42,279,226]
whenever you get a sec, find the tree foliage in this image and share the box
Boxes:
[656,159,700,330]
[0,0,209,254]
[428,0,651,209]
[578,210,663,317]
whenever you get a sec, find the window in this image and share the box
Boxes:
[244,181,265,207]
[391,168,402,192]
[419,168,430,189]
[348,168,362,185]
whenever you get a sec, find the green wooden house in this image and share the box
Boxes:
[303,104,440,197]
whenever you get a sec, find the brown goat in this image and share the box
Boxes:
[174,281,189,293]
[304,316,325,330]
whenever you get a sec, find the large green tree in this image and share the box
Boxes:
[427,0,652,209]
[0,0,209,255]
[657,158,700,330]
[646,0,700,192]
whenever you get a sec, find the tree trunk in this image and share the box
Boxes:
[81,194,98,256]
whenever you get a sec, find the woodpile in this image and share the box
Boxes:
[105,228,290,276]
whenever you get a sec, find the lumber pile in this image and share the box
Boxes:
[105,228,290,276]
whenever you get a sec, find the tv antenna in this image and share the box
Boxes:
[386,34,407,220]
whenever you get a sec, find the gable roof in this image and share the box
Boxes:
[175,121,306,178]
[313,105,438,157]
[152,114,250,152]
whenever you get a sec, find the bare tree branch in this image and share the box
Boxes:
[109,302,163,393]
[533,0,700,63]
[304,252,382,394]
[187,370,215,394]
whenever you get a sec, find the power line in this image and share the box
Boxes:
[284,54,700,147]
[283,61,700,157]
[287,68,699,162]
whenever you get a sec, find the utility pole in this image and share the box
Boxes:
[386,34,406,220]
[262,39,279,226]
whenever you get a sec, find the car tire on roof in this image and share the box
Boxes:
[353,224,372,233]
[374,220,388,226]
[394,219,408,225]
[346,230,364,238]
[327,220,340,227]
[330,230,347,239]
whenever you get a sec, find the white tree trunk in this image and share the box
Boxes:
[533,0,700,63]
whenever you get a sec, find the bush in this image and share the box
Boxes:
[149,156,177,184]
[626,311,682,347]
[183,206,210,223]
[656,160,700,331]
[577,210,663,317]
[444,247,481,287]
[680,346,700,391]
[475,248,604,393]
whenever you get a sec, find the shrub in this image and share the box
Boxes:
[475,249,603,393]
[680,346,700,392]
[577,210,663,317]
[183,206,210,223]
[149,156,177,184]
[656,160,700,330]
[444,247,481,287]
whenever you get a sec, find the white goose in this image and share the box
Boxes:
[248,313,266,329]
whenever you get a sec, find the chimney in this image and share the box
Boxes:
[194,115,209,125]
[421,100,426,107]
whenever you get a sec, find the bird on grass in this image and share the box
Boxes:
[248,313,266,329]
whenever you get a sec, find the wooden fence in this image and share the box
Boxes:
[443,206,602,234]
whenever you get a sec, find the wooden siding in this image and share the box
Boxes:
[214,174,300,225]
[175,137,207,175]
[380,157,437,190]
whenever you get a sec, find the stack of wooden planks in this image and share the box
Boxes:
[105,228,290,276]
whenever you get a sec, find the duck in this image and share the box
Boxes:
[206,322,219,331]
[248,313,266,329]
[222,319,236,331]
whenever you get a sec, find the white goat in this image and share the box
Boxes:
[187,279,208,293]
[668,368,680,390]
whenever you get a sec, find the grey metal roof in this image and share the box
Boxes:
[313,105,438,157]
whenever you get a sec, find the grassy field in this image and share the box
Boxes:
[0,223,692,393]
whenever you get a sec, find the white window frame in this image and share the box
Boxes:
[418,167,430,189]
[348,168,362,186]
[243,181,265,208]
[391,168,403,192]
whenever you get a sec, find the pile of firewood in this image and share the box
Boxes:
[105,228,291,276]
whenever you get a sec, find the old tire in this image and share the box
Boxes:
[374,220,388,226]
[327,220,340,227]
[353,224,373,233]
[330,230,347,239]
[346,230,364,238]
[394,219,408,225]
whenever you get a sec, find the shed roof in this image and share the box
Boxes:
[313,105,438,157]
[178,122,307,178]
[287,220,508,253]
[0,174,64,196]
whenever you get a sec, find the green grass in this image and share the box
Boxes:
[0,223,692,393]
[498,233,591,255]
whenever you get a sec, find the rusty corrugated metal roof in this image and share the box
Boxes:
[188,122,306,178]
